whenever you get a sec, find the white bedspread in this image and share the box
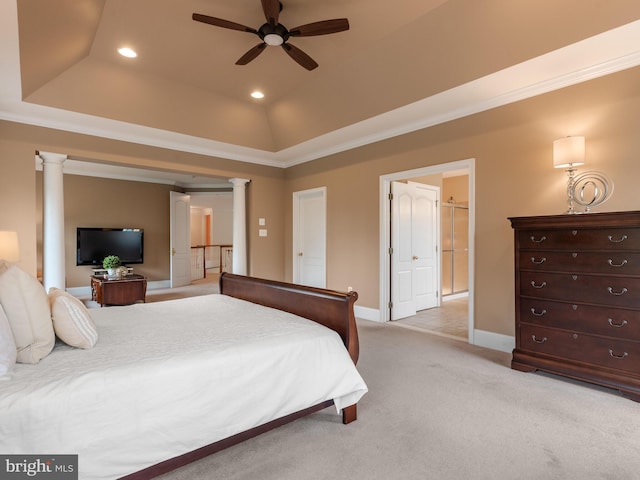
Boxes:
[0,294,367,479]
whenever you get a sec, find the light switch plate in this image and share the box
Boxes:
[259,229,268,237]
[258,218,266,226]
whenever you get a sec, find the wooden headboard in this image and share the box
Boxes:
[219,273,359,364]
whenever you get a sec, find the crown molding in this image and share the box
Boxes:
[277,20,640,167]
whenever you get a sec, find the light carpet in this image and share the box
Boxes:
[155,320,640,480]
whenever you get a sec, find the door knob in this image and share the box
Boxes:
[298,252,303,257]
[412,256,418,260]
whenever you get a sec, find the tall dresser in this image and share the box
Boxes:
[509,211,640,401]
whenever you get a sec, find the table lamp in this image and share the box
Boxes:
[0,231,20,262]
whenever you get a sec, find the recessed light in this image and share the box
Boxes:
[251,91,265,99]
[118,47,137,58]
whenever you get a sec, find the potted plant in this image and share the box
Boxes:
[102,255,122,278]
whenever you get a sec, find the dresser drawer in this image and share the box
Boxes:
[520,324,640,374]
[519,297,640,340]
[519,251,640,275]
[520,271,640,308]
[518,228,640,251]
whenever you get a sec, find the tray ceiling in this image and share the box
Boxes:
[3,1,640,169]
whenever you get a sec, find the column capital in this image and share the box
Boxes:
[38,151,67,165]
[229,178,250,187]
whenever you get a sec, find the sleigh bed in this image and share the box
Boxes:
[0,272,367,480]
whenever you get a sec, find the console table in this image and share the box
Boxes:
[91,274,147,307]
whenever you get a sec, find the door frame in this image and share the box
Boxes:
[379,159,476,344]
[292,186,327,287]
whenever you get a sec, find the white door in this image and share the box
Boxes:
[391,182,415,320]
[390,181,439,320]
[409,181,439,311]
[170,191,191,287]
[293,187,326,288]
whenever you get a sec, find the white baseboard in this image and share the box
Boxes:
[354,305,382,322]
[149,280,171,290]
[442,291,469,302]
[66,280,171,298]
[472,329,515,353]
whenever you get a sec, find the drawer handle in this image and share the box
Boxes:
[608,259,628,267]
[530,235,546,243]
[530,308,547,316]
[530,281,547,289]
[608,318,628,328]
[608,287,628,296]
[608,234,628,243]
[531,335,547,344]
[530,257,546,264]
[609,349,628,359]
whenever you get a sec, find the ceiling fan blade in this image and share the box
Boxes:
[236,43,267,65]
[261,0,280,26]
[192,13,257,34]
[289,18,349,37]
[282,43,318,71]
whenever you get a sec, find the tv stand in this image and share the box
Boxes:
[91,274,147,307]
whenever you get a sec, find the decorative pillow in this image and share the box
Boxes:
[0,260,54,364]
[0,305,17,376]
[49,288,98,349]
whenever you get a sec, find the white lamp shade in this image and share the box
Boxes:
[553,136,585,168]
[0,231,19,262]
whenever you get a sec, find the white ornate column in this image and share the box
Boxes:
[39,151,67,292]
[229,178,250,275]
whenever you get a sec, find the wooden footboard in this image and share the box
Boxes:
[219,272,360,364]
[122,274,362,480]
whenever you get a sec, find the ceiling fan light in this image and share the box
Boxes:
[264,33,283,46]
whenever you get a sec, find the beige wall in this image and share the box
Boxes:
[0,138,38,274]
[443,176,469,206]
[245,175,286,281]
[3,65,640,339]
[285,66,640,336]
[0,121,287,286]
[35,173,176,287]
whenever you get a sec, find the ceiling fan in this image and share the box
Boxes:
[192,0,349,71]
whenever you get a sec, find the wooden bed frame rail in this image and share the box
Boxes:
[122,273,361,480]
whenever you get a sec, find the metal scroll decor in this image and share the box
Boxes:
[567,170,613,214]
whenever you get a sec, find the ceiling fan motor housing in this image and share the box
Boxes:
[259,23,289,45]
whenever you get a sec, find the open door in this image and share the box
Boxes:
[409,181,439,311]
[170,191,191,287]
[390,181,439,320]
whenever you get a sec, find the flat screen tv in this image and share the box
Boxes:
[76,228,144,266]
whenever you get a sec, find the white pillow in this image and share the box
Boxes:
[0,304,17,376]
[0,260,54,363]
[49,288,98,349]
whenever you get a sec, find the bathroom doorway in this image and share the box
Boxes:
[379,159,475,343]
